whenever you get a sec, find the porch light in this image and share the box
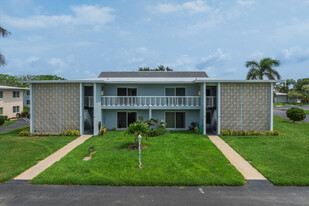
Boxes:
[101,86,104,96]
[198,90,201,96]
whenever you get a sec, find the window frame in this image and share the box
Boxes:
[164,87,186,96]
[13,91,20,98]
[0,107,3,115]
[0,91,3,99]
[116,111,138,129]
[13,106,20,113]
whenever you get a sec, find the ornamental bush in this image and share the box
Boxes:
[123,122,149,142]
[286,107,306,123]
[220,128,280,136]
[0,115,6,126]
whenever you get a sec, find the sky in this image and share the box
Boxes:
[0,0,309,80]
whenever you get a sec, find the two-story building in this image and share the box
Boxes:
[0,86,29,118]
[27,71,275,135]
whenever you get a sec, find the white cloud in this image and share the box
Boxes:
[49,58,66,68]
[250,50,264,59]
[278,47,309,63]
[196,49,230,70]
[149,0,211,14]
[236,0,255,6]
[3,5,114,29]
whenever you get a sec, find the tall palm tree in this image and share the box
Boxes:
[246,58,281,80]
[0,26,11,66]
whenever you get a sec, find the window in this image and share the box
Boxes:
[13,91,20,98]
[117,112,137,128]
[117,88,137,96]
[0,91,3,98]
[165,112,186,129]
[27,91,30,95]
[27,100,30,105]
[165,88,186,96]
[13,106,20,113]
[0,107,3,114]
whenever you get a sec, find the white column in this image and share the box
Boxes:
[93,83,102,135]
[30,84,34,133]
[270,82,273,131]
[203,83,206,135]
[217,82,221,135]
[149,107,152,119]
[80,83,84,135]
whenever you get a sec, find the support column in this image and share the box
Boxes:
[217,82,221,135]
[93,83,102,135]
[270,82,273,131]
[240,84,243,131]
[79,83,84,135]
[203,83,206,135]
[149,107,152,119]
[30,84,34,133]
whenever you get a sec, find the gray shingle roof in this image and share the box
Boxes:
[98,71,208,78]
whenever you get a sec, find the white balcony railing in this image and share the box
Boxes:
[101,96,201,107]
[206,96,216,108]
[84,96,94,107]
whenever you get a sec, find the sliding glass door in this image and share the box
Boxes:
[117,112,137,129]
[165,112,186,129]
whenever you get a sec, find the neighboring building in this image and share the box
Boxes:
[274,92,298,103]
[23,90,31,107]
[0,86,29,118]
[27,71,277,135]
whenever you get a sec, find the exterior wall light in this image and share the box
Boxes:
[101,86,104,96]
[198,90,201,96]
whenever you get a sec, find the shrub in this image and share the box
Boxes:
[286,107,306,123]
[112,127,116,131]
[148,126,166,137]
[0,115,6,126]
[98,126,107,135]
[19,130,32,136]
[194,126,199,134]
[220,129,280,136]
[123,122,149,142]
[189,122,199,130]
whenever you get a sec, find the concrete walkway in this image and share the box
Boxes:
[209,135,266,180]
[14,135,92,180]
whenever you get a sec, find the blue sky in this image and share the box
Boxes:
[0,0,309,80]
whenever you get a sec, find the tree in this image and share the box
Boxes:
[138,65,173,71]
[0,26,11,66]
[246,58,281,80]
[286,107,306,123]
[288,91,302,103]
[0,74,66,87]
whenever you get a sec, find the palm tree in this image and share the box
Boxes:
[0,26,11,66]
[246,58,281,80]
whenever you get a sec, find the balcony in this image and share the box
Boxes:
[206,96,216,108]
[101,96,201,108]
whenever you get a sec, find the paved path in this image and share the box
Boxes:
[14,135,92,180]
[209,135,266,180]
[1,180,309,206]
[274,106,309,123]
[0,118,30,133]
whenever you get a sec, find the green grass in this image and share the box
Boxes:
[221,116,309,186]
[0,127,77,183]
[23,106,30,113]
[0,120,16,128]
[274,102,309,106]
[305,110,309,114]
[31,131,245,186]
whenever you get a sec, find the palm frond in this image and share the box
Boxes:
[0,26,10,37]
[246,68,259,80]
[245,61,259,68]
[0,53,6,66]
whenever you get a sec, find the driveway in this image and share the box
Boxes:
[274,106,309,123]
[0,118,30,133]
[1,180,309,206]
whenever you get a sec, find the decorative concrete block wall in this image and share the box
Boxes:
[33,83,80,133]
[220,83,271,131]
[220,83,242,131]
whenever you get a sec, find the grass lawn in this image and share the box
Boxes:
[0,120,16,128]
[221,116,309,186]
[305,110,309,114]
[23,106,30,113]
[32,131,245,186]
[274,102,309,106]
[0,127,77,183]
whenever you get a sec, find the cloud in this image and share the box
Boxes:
[149,0,211,14]
[249,50,264,59]
[2,5,114,29]
[236,0,255,6]
[278,47,309,63]
[49,58,66,68]
[196,49,230,70]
